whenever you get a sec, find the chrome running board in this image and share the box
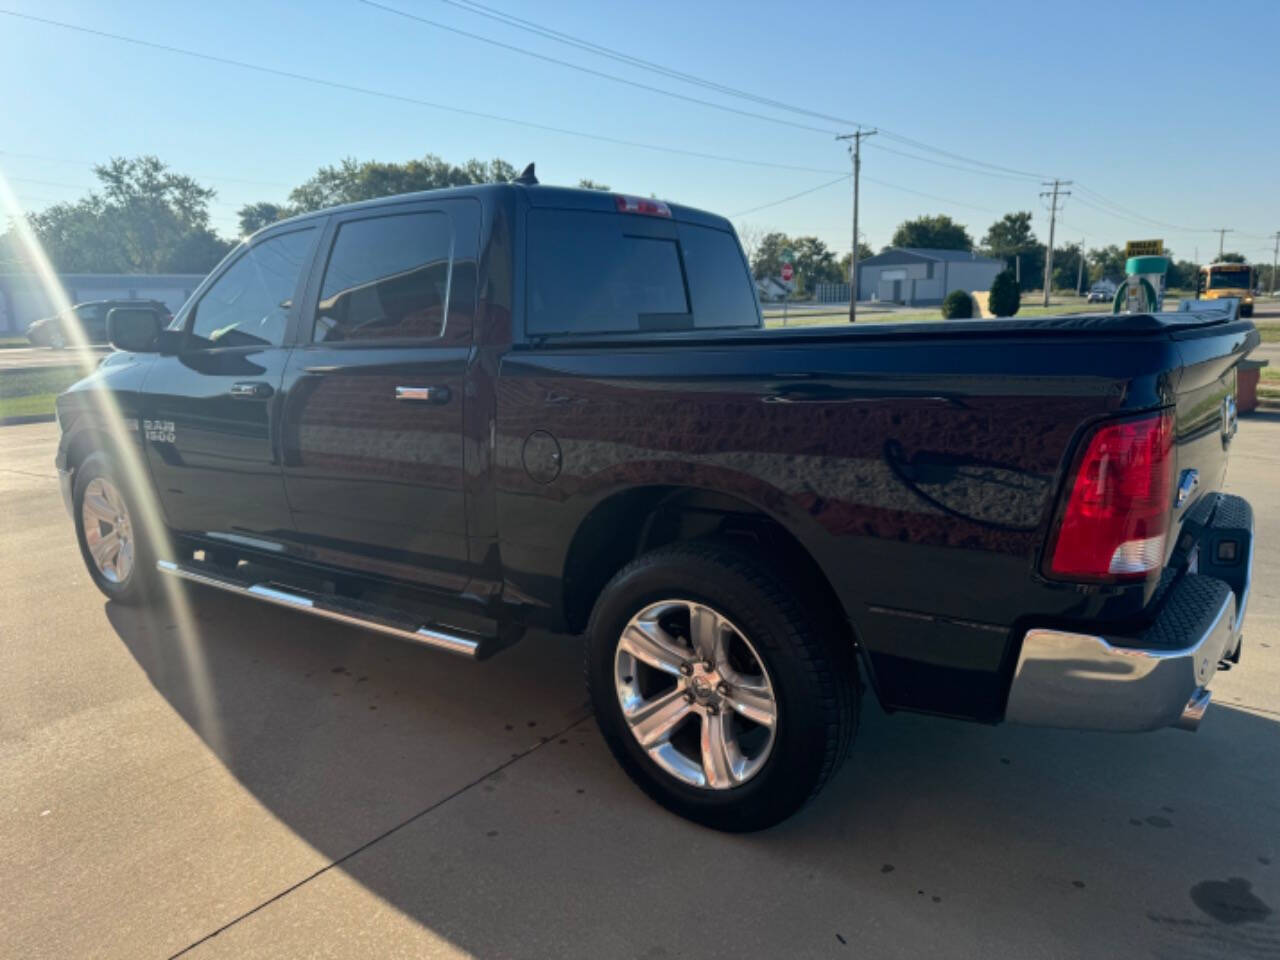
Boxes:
[156,560,502,659]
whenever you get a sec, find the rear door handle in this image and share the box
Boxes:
[230,381,273,399]
[396,385,451,404]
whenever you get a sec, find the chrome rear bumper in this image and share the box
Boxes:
[1006,495,1252,733]
[1005,584,1236,732]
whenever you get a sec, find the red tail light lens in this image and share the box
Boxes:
[1046,409,1175,581]
[614,194,671,218]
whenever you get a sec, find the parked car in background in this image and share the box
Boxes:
[26,299,171,348]
[1087,280,1118,303]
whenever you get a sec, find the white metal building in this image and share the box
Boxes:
[858,248,1004,306]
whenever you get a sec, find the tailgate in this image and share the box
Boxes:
[1165,319,1257,568]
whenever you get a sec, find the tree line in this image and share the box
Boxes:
[1,154,1263,296]
[0,154,607,276]
[742,211,1234,296]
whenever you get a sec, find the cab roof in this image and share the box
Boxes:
[258,182,733,237]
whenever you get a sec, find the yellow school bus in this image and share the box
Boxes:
[1199,262,1255,317]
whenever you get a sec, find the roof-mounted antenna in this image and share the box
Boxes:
[514,163,538,185]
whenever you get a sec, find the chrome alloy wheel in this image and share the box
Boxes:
[81,476,134,584]
[614,599,778,790]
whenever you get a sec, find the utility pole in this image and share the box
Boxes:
[1076,238,1085,296]
[1271,231,1280,297]
[1214,228,1233,259]
[836,128,876,322]
[1039,179,1071,307]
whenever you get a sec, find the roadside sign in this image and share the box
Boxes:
[781,262,794,282]
[1125,239,1164,257]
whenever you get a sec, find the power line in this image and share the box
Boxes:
[3,175,96,191]
[865,141,1041,182]
[358,0,837,136]
[862,176,1004,216]
[0,9,845,178]
[1,174,242,212]
[0,149,291,188]
[728,175,849,218]
[875,130,1049,181]
[425,0,1052,181]
[731,170,1009,224]
[1072,183,1214,234]
[427,0,869,128]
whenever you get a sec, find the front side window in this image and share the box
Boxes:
[188,227,315,349]
[314,211,453,342]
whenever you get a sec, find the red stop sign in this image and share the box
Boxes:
[781,262,794,282]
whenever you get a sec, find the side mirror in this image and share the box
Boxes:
[106,307,164,353]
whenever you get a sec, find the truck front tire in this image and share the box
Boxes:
[586,541,859,831]
[73,451,163,605]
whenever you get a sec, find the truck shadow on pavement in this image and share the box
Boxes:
[106,589,1280,958]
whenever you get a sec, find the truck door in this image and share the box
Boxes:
[142,225,319,543]
[278,198,479,594]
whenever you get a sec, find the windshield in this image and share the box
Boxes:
[1209,268,1251,290]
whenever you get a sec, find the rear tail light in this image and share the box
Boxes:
[1046,409,1175,581]
[615,194,671,218]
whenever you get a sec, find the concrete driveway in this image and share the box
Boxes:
[2,418,1277,959]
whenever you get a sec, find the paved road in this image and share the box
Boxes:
[2,418,1277,959]
[0,345,109,371]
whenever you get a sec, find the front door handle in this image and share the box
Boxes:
[396,385,451,404]
[230,381,273,399]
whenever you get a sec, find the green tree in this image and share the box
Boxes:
[750,231,792,281]
[891,214,972,251]
[13,155,233,274]
[239,154,521,233]
[1089,244,1126,281]
[237,201,292,235]
[791,236,842,293]
[941,289,974,319]
[746,233,841,294]
[1218,251,1247,263]
[988,269,1021,316]
[577,178,611,190]
[1167,259,1200,291]
[1053,242,1087,292]
[982,211,1041,291]
[982,211,1036,255]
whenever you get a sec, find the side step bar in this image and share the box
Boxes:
[156,560,511,660]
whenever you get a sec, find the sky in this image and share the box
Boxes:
[1,0,1277,263]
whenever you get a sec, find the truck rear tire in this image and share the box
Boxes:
[73,451,163,606]
[585,541,858,831]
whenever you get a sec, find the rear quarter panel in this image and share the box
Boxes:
[494,330,1180,720]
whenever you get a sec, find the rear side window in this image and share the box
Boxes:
[526,210,759,336]
[678,223,761,329]
[315,211,452,342]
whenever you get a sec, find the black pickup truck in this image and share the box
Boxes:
[55,175,1258,830]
